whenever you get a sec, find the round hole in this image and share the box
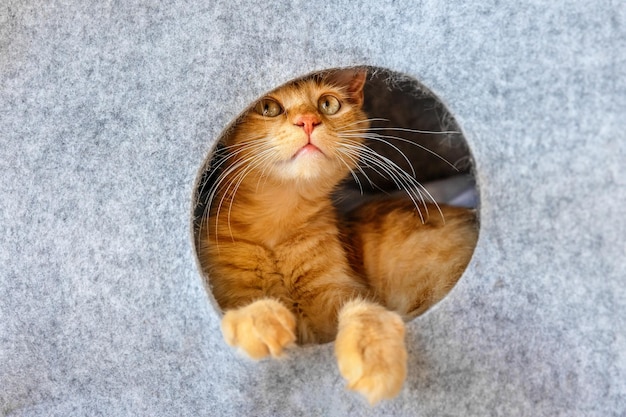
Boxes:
[193,66,479,342]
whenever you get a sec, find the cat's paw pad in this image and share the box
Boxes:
[221,298,297,360]
[335,300,407,405]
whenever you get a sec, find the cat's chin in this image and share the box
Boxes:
[273,154,345,185]
[292,143,324,159]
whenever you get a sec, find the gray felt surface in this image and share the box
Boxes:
[1,1,625,416]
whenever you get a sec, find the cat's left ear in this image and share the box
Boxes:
[327,68,367,107]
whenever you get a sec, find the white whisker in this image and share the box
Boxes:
[200,140,274,243]
[363,126,460,135]
[340,138,445,223]
[341,131,459,172]
[340,133,417,177]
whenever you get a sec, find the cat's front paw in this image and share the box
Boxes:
[221,298,297,360]
[335,299,407,405]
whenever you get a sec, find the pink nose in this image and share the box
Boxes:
[293,114,321,135]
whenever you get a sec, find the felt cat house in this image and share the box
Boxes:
[1,1,624,416]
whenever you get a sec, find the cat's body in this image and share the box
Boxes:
[197,69,477,404]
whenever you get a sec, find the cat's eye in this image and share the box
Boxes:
[254,98,283,117]
[318,95,341,115]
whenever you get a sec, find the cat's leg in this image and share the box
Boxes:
[221,298,296,360]
[346,201,478,319]
[335,299,407,405]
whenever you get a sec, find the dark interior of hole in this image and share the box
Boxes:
[361,71,471,186]
[194,68,477,231]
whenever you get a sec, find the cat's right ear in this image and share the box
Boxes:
[327,68,367,107]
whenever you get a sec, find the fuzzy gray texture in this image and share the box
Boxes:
[1,0,625,416]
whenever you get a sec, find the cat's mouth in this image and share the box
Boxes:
[292,143,325,159]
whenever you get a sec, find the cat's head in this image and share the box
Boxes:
[224,69,369,186]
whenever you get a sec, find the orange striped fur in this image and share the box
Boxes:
[197,69,477,404]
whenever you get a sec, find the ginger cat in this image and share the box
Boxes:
[196,68,478,404]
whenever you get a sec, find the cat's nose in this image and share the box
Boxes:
[294,114,321,136]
